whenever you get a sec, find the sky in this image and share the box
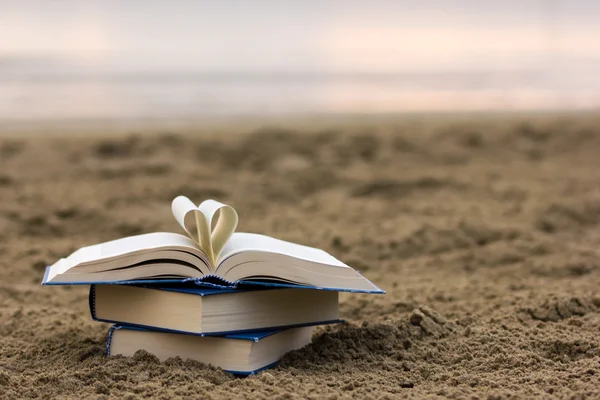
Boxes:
[0,1,599,117]
[1,0,599,73]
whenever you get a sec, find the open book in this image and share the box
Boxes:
[42,196,383,293]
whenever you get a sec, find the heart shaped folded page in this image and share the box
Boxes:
[171,195,239,268]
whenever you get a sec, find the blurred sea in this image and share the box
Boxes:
[2,57,599,120]
[2,1,599,120]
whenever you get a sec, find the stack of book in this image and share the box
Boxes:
[43,196,383,374]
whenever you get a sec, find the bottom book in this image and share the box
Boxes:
[107,324,314,375]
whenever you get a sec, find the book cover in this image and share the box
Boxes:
[43,265,385,294]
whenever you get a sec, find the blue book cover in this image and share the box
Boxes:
[106,324,313,375]
[43,265,385,294]
[89,284,344,336]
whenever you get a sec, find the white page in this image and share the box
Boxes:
[63,232,200,267]
[218,232,350,268]
[197,199,238,262]
[171,196,203,244]
[171,196,238,267]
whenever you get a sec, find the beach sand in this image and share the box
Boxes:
[1,114,599,398]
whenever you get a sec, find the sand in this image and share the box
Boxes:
[1,114,600,399]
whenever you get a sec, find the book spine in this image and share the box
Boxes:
[188,274,238,288]
[105,325,121,356]
[88,285,98,321]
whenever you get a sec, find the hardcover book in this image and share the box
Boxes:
[107,324,314,375]
[43,196,383,293]
[90,284,341,335]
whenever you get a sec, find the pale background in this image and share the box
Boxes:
[1,0,599,120]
